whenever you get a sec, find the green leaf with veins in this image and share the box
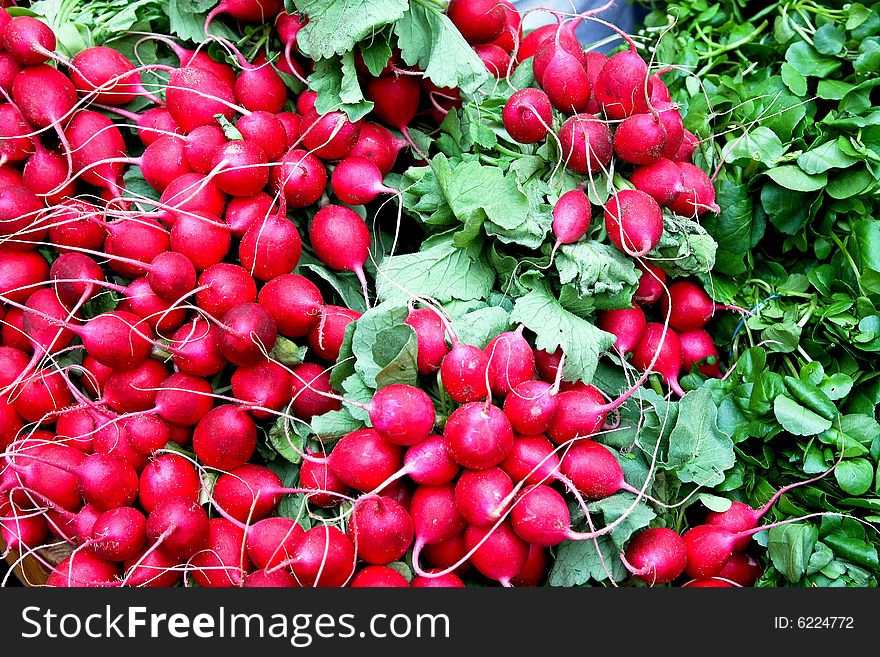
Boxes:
[373,325,420,389]
[666,389,735,487]
[589,492,656,550]
[773,395,833,436]
[555,241,640,305]
[294,0,408,59]
[549,535,626,585]
[310,406,363,441]
[450,306,512,349]
[308,52,374,122]
[768,523,818,583]
[511,280,615,384]
[648,214,717,277]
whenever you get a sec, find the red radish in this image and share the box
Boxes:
[183,125,227,174]
[474,43,511,78]
[153,372,215,426]
[23,145,76,205]
[135,108,183,146]
[440,341,490,403]
[1,505,48,553]
[668,162,720,216]
[631,322,684,396]
[309,204,371,302]
[502,381,558,436]
[447,0,506,44]
[123,414,171,455]
[622,527,687,585]
[233,53,287,114]
[115,277,186,335]
[348,496,414,565]
[508,483,604,546]
[0,165,23,186]
[47,552,120,587]
[422,534,471,575]
[464,522,529,586]
[367,384,435,446]
[205,0,283,32]
[0,106,35,166]
[102,359,169,413]
[246,517,304,569]
[224,192,272,237]
[276,11,307,67]
[0,52,20,93]
[604,189,664,257]
[212,464,282,522]
[288,524,355,587]
[123,549,182,587]
[660,281,739,332]
[552,188,592,247]
[0,249,49,304]
[444,402,514,470]
[239,207,303,281]
[12,64,76,130]
[679,329,722,377]
[6,442,84,511]
[544,385,617,445]
[403,434,460,486]
[299,457,350,508]
[530,18,581,81]
[650,72,672,103]
[673,130,699,162]
[538,43,591,114]
[145,496,209,560]
[405,308,450,375]
[485,328,535,397]
[682,578,735,587]
[192,404,257,471]
[593,45,650,119]
[633,261,666,305]
[411,569,465,588]
[454,467,513,526]
[138,454,201,513]
[324,428,403,493]
[165,67,237,133]
[289,362,341,420]
[301,109,361,161]
[69,47,151,105]
[410,484,466,557]
[55,408,98,453]
[170,211,232,271]
[236,111,287,162]
[64,110,127,198]
[656,101,685,158]
[215,301,277,366]
[517,24,556,63]
[157,172,228,223]
[597,306,647,356]
[46,199,105,253]
[330,156,397,205]
[2,309,31,353]
[559,113,613,175]
[76,453,139,511]
[22,289,76,354]
[500,435,561,487]
[511,543,548,587]
[189,517,251,588]
[583,51,608,113]
[232,360,291,419]
[196,263,257,319]
[717,553,763,586]
[306,305,362,362]
[258,274,322,338]
[273,148,327,208]
[502,88,553,144]
[613,113,668,165]
[87,506,147,562]
[630,158,687,207]
[365,75,423,158]
[11,368,74,424]
[488,0,521,53]
[349,123,406,176]
[3,16,56,66]
[211,140,269,197]
[243,569,298,588]
[297,90,317,116]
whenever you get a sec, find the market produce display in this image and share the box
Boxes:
[0,0,877,588]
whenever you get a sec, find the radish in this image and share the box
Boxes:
[656,101,685,159]
[559,113,613,175]
[243,569,298,588]
[583,51,608,114]
[224,192,272,237]
[306,305,362,362]
[6,442,84,511]
[511,543,548,587]
[349,123,407,176]
[309,204,371,304]
[205,0,283,33]
[367,384,435,446]
[246,517,303,569]
[365,75,423,159]
[488,0,522,53]
[485,328,535,397]
[681,578,735,588]
[502,88,553,144]
[502,381,558,436]
[138,454,201,513]
[404,307,450,375]
[330,156,397,205]
[189,517,251,587]
[631,322,684,396]
[69,47,155,105]
[447,0,506,44]
[350,566,409,587]
[46,199,106,253]
[23,144,76,205]
[403,434,460,486]
[551,188,592,248]
[273,148,327,208]
[603,189,664,257]
[192,404,257,471]
[0,249,49,303]
[347,496,414,565]
[165,67,238,133]
[212,464,282,522]
[679,329,722,377]
[11,64,76,131]
[145,496,209,560]
[717,553,763,586]
[47,552,120,587]
[473,43,511,78]
[411,569,466,588]
[86,506,147,562]
[633,261,666,305]
[673,130,699,163]
[660,281,742,332]
[410,484,466,562]
[0,52,20,93]
[169,318,228,376]
[1,505,49,554]
[508,483,620,546]
[622,527,687,585]
[440,341,490,403]
[668,162,720,216]
[3,16,56,66]
[630,158,687,207]
[64,110,128,198]
[183,125,227,174]
[123,414,171,455]
[123,548,182,587]
[531,18,582,82]
[157,172,228,223]
[210,140,269,197]
[276,11,307,69]
[153,372,215,426]
[289,362,341,420]
[10,368,73,424]
[0,105,35,167]
[499,435,562,488]
[454,467,513,526]
[444,402,514,470]
[239,205,303,281]
[464,522,529,586]
[232,360,292,419]
[288,524,355,587]
[102,359,169,412]
[233,53,287,114]
[135,107,183,146]
[324,428,403,493]
[597,306,647,356]
[215,301,278,366]
[537,42,591,114]
[170,211,232,271]
[196,263,257,318]
[236,111,287,162]
[301,109,361,161]
[613,113,668,165]
[297,90,317,116]
[592,40,650,119]
[22,289,76,354]
[258,273,322,338]
[299,457,350,508]
[517,24,556,62]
